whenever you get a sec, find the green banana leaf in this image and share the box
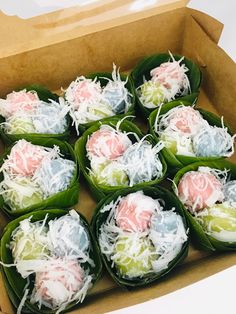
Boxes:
[0,138,79,217]
[148,99,233,173]
[75,117,167,202]
[131,53,202,118]
[91,186,189,289]
[0,85,70,145]
[72,72,136,134]
[173,160,236,251]
[0,209,103,314]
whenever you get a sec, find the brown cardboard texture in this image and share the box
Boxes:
[0,5,236,314]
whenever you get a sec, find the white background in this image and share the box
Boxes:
[0,0,235,61]
[188,0,236,61]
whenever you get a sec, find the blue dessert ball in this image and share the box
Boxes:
[120,142,163,185]
[33,103,68,134]
[223,180,236,203]
[49,214,89,257]
[103,82,130,114]
[151,211,179,235]
[35,158,75,197]
[193,126,232,157]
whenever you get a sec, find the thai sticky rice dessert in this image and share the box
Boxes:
[0,139,76,212]
[2,210,99,313]
[0,89,69,135]
[137,53,191,109]
[154,105,235,158]
[65,65,133,134]
[86,124,164,188]
[98,190,188,281]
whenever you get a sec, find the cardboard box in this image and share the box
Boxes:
[0,1,236,313]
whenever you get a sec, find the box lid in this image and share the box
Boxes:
[0,0,189,58]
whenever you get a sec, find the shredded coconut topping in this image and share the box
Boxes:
[65,64,132,134]
[87,124,164,187]
[33,157,76,198]
[138,52,191,109]
[0,90,69,135]
[177,167,225,213]
[192,124,235,157]
[99,191,187,279]
[120,139,164,186]
[0,140,75,211]
[196,202,236,242]
[154,105,235,158]
[3,210,95,313]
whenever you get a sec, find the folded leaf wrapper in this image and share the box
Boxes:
[92,186,189,288]
[0,85,71,145]
[75,118,167,201]
[131,53,201,118]
[0,209,102,314]
[0,138,79,217]
[149,99,234,172]
[173,160,236,251]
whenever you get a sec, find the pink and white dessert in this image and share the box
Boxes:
[65,65,132,134]
[0,90,69,135]
[115,191,160,232]
[98,190,188,279]
[32,260,85,309]
[138,53,191,109]
[158,106,206,135]
[177,167,224,212]
[0,140,76,211]
[2,139,47,176]
[151,55,190,95]
[86,125,132,160]
[155,105,234,158]
[0,90,38,118]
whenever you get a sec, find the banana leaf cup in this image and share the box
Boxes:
[0,138,79,217]
[0,85,71,145]
[0,209,102,313]
[64,69,136,135]
[75,118,167,201]
[131,53,201,118]
[148,99,234,173]
[91,186,189,288]
[173,160,236,251]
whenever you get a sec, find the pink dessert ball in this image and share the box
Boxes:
[7,90,38,114]
[35,260,84,308]
[150,62,184,89]
[115,191,160,232]
[6,140,46,176]
[178,171,224,212]
[72,80,101,108]
[169,107,204,134]
[86,127,131,160]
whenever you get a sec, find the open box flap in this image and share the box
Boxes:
[182,13,236,132]
[0,0,189,58]
[187,8,224,44]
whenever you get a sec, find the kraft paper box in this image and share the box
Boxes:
[0,1,236,313]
